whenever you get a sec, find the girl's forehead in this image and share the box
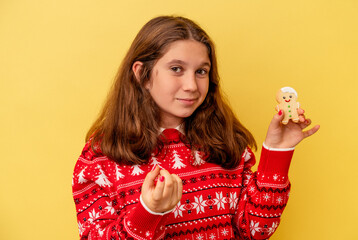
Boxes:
[159,40,210,62]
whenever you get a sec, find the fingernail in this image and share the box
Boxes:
[159,176,165,182]
[279,110,283,116]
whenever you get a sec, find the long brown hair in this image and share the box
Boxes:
[87,16,256,169]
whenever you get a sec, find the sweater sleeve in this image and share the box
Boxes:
[72,143,170,240]
[235,146,293,239]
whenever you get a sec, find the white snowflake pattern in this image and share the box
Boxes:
[214,192,226,210]
[276,196,283,204]
[249,186,256,192]
[146,231,151,237]
[88,209,100,223]
[209,233,216,239]
[221,228,229,236]
[273,174,279,181]
[263,193,271,201]
[96,225,104,237]
[267,222,279,235]
[244,173,252,185]
[243,193,247,201]
[193,195,207,214]
[105,201,115,215]
[173,202,185,218]
[196,233,204,240]
[78,221,85,236]
[250,221,261,236]
[229,192,238,209]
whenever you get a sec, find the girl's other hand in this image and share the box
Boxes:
[141,166,183,213]
[264,108,320,149]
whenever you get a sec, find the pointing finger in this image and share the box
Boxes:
[303,125,320,139]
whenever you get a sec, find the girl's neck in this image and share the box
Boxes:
[159,123,185,134]
[159,118,184,129]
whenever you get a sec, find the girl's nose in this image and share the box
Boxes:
[182,73,198,91]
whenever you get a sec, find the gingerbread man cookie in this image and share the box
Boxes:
[276,87,300,124]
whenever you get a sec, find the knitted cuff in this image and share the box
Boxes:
[124,198,170,239]
[257,146,294,186]
[140,195,175,215]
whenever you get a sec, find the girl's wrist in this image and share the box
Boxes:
[140,195,174,215]
[263,142,295,151]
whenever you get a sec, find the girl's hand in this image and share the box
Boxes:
[264,108,320,149]
[141,166,183,213]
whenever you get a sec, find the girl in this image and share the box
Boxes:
[72,16,319,240]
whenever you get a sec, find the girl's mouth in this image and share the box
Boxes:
[177,98,197,105]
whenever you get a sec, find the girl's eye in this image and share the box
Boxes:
[289,95,292,98]
[171,67,182,73]
[196,69,208,75]
[283,96,286,99]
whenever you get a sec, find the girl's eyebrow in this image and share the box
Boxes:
[167,59,211,68]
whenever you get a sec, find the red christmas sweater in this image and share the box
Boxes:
[72,129,294,240]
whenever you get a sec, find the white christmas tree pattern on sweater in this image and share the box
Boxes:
[95,166,112,187]
[172,150,186,169]
[150,154,162,168]
[131,164,144,176]
[115,164,124,180]
[78,167,88,184]
[193,150,205,166]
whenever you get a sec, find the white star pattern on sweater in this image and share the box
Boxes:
[193,195,207,214]
[214,192,226,210]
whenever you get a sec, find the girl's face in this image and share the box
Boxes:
[147,40,210,128]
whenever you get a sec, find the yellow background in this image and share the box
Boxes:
[1,0,357,239]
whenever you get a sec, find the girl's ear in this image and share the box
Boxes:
[132,61,143,82]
